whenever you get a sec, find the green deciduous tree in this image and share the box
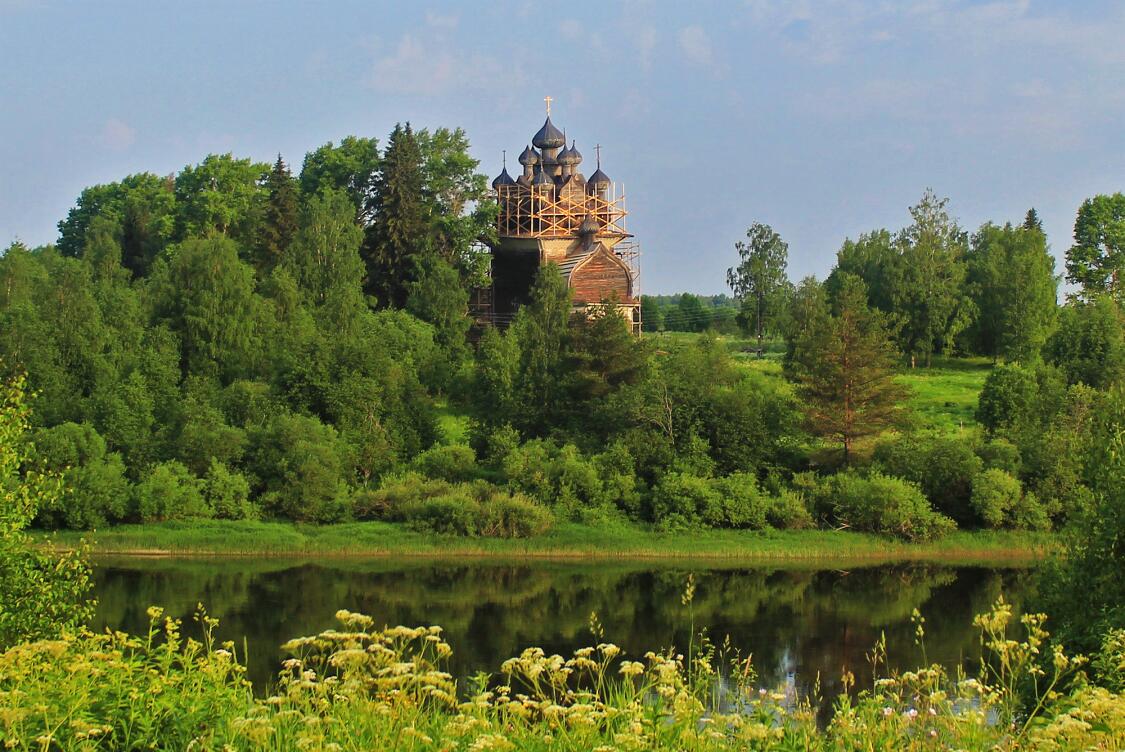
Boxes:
[1067,193,1125,302]
[173,153,269,249]
[0,372,93,647]
[965,221,1058,362]
[786,273,911,463]
[149,236,263,382]
[727,223,791,349]
[1046,296,1125,388]
[888,190,972,366]
[826,229,897,314]
[299,136,381,220]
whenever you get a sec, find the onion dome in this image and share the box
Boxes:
[578,213,600,235]
[559,140,581,166]
[531,166,555,187]
[587,167,611,193]
[492,167,516,189]
[532,117,565,149]
[517,145,539,166]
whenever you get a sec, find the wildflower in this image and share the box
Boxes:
[929,729,938,738]
[599,643,621,659]
[883,706,894,717]
[619,661,645,678]
[904,708,918,720]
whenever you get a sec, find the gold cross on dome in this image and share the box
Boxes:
[544,95,553,115]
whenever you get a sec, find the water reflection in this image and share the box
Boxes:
[91,558,1035,704]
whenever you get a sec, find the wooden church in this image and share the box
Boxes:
[474,100,640,332]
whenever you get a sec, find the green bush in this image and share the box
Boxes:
[202,459,257,520]
[31,422,131,529]
[502,440,606,518]
[651,472,722,530]
[401,493,481,535]
[1009,491,1051,531]
[353,472,453,520]
[133,461,211,522]
[247,413,351,523]
[970,468,1022,528]
[412,444,479,483]
[479,492,554,538]
[710,473,770,529]
[765,489,815,529]
[976,438,1021,476]
[825,471,955,541]
[873,434,982,525]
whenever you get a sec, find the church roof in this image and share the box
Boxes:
[491,167,516,188]
[518,145,539,165]
[532,116,566,149]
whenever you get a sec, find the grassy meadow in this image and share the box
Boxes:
[40,520,1051,564]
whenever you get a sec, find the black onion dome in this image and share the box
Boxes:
[587,167,611,191]
[492,167,516,188]
[561,140,582,165]
[532,116,565,149]
[578,213,600,235]
[558,142,581,166]
[531,166,555,186]
[518,145,539,166]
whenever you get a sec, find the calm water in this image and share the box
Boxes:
[91,558,1035,703]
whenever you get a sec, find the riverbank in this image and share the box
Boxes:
[37,520,1055,564]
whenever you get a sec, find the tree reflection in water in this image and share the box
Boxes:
[91,558,1034,710]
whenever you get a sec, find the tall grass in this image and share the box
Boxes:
[39,521,1054,564]
[2,596,1121,750]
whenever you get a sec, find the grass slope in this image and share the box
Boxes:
[39,520,1052,566]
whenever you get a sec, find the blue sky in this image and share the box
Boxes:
[1,0,1122,294]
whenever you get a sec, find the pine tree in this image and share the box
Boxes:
[787,273,911,463]
[365,123,429,307]
[258,154,299,271]
[1023,207,1043,232]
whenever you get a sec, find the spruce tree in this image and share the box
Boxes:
[365,123,429,307]
[787,273,911,463]
[1023,207,1043,232]
[258,154,299,271]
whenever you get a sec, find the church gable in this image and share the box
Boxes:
[567,245,633,305]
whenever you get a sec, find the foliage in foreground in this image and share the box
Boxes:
[0,373,92,649]
[1,600,1122,750]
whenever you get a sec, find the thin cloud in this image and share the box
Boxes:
[100,118,136,151]
[369,33,508,96]
[678,25,714,67]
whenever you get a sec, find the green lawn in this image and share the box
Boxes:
[434,399,470,444]
[655,332,993,436]
[39,521,1052,566]
[897,356,993,433]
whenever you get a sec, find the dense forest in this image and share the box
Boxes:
[1,126,1123,564]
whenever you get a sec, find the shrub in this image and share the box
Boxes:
[247,413,351,523]
[1009,491,1051,531]
[202,459,257,520]
[31,422,131,529]
[133,461,211,522]
[502,440,606,518]
[400,493,481,535]
[412,444,478,483]
[826,471,955,541]
[593,442,643,517]
[710,473,769,529]
[970,468,1022,528]
[479,492,554,538]
[353,472,453,520]
[765,489,815,529]
[651,472,722,530]
[976,438,1021,476]
[873,434,982,524]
